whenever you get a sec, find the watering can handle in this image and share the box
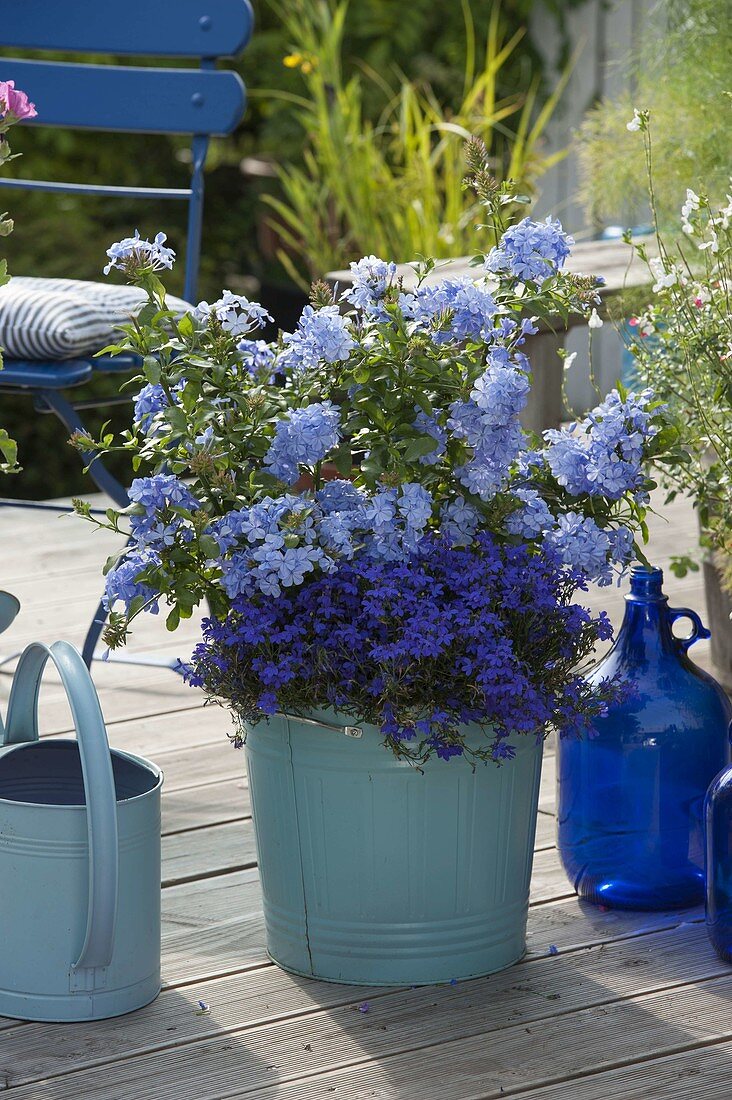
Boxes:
[2,641,119,976]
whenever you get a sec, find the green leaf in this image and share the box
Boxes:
[177,312,195,339]
[198,534,220,558]
[166,406,188,432]
[413,391,435,417]
[403,435,439,462]
[332,444,353,477]
[166,606,180,632]
[102,549,127,577]
[0,428,18,469]
[127,594,149,619]
[143,356,161,384]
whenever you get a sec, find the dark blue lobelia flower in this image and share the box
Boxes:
[185,533,616,763]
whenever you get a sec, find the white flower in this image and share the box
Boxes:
[714,195,732,230]
[699,231,720,254]
[562,351,578,371]
[649,257,678,293]
[588,309,603,329]
[626,109,643,132]
[681,189,701,235]
[682,189,700,216]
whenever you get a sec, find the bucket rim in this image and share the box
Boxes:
[0,739,163,809]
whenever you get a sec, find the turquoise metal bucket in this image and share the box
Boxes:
[0,641,163,1021]
[245,710,544,986]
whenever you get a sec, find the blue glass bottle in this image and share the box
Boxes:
[705,760,732,961]
[557,565,732,909]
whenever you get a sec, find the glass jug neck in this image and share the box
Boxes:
[618,565,676,656]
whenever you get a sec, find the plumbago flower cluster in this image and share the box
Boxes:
[74,142,678,762]
[623,110,732,585]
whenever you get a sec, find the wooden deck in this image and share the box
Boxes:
[1,490,730,1099]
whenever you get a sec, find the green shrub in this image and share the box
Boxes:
[262,0,568,283]
[578,0,732,229]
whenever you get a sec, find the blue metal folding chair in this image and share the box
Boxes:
[0,0,252,667]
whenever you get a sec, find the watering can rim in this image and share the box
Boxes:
[0,738,163,810]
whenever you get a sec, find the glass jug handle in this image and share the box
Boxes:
[668,606,711,653]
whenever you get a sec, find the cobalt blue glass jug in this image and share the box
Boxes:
[705,759,732,962]
[557,564,732,910]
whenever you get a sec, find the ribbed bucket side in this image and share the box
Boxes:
[246,714,543,985]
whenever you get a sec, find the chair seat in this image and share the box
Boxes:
[0,276,190,365]
[0,358,94,389]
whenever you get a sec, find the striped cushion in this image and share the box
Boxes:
[0,277,190,361]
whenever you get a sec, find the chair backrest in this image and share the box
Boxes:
[0,0,254,303]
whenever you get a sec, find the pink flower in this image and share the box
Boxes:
[0,81,37,122]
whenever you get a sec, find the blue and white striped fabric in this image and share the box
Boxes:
[0,277,190,361]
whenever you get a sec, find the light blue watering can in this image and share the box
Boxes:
[0,590,20,634]
[0,639,163,1021]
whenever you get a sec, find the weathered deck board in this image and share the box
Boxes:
[162,778,250,836]
[0,486,726,1099]
[0,924,722,1094]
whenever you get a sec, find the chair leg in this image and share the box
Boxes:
[34,388,130,508]
[81,593,109,668]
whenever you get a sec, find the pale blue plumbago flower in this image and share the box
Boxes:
[195,426,215,449]
[397,483,433,528]
[127,474,201,549]
[279,305,356,372]
[343,255,398,314]
[132,381,185,436]
[103,230,175,275]
[505,489,553,539]
[192,290,272,337]
[406,277,498,344]
[195,1000,211,1015]
[237,338,276,376]
[543,513,613,586]
[264,401,342,485]
[484,217,573,283]
[104,547,161,613]
[543,389,658,502]
[133,383,168,430]
[439,496,480,546]
[92,208,676,765]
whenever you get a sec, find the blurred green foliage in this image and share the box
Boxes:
[262,1,571,285]
[1,0,586,499]
[578,0,732,230]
